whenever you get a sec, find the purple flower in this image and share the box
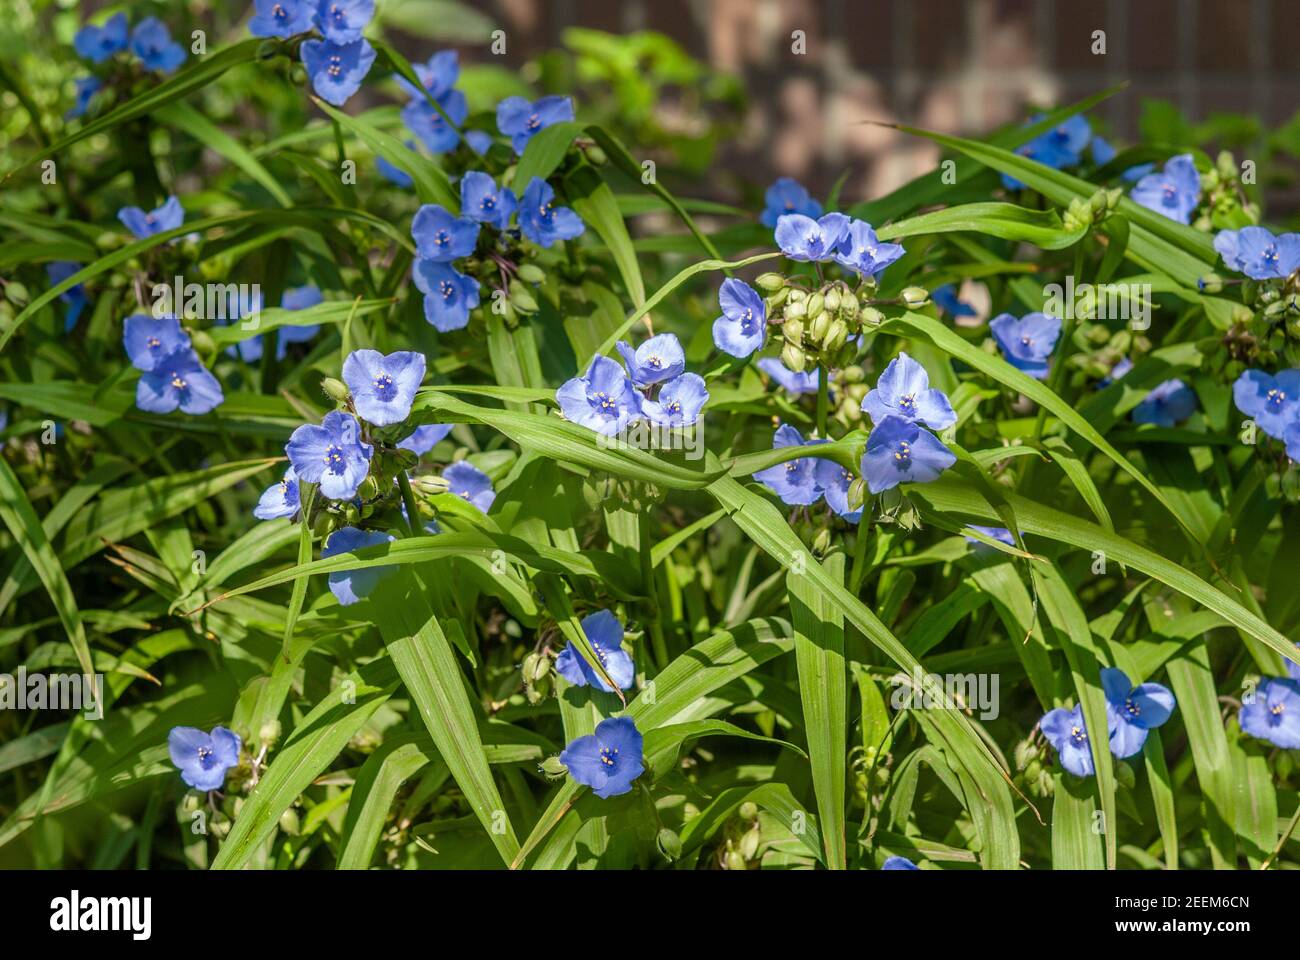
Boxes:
[712,279,766,359]
[757,357,818,395]
[397,424,453,455]
[315,0,374,44]
[1214,227,1300,281]
[123,314,191,371]
[760,177,822,228]
[643,373,709,427]
[554,609,634,693]
[754,424,824,506]
[459,171,516,230]
[1239,678,1300,749]
[285,411,373,500]
[1102,667,1175,759]
[322,526,396,606]
[73,13,128,63]
[555,355,643,436]
[496,95,575,154]
[342,349,425,426]
[130,17,187,74]
[989,312,1061,380]
[136,350,224,416]
[412,260,480,331]
[616,333,685,387]
[249,0,316,38]
[1129,154,1201,225]
[862,352,956,431]
[518,177,584,248]
[1233,368,1300,440]
[254,466,301,520]
[118,196,184,240]
[1132,378,1196,427]
[168,726,241,791]
[775,212,850,262]
[66,76,101,120]
[411,204,480,261]
[814,459,862,522]
[1040,704,1097,777]
[301,38,376,106]
[559,716,644,798]
[443,460,495,512]
[834,219,905,278]
[860,416,955,494]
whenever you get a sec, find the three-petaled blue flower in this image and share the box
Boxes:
[136,349,225,416]
[616,333,685,387]
[1233,368,1300,439]
[397,423,452,455]
[249,0,316,37]
[757,357,818,395]
[932,284,976,318]
[496,95,575,154]
[813,459,862,522]
[74,13,128,63]
[644,373,709,427]
[342,349,425,426]
[556,355,643,436]
[459,171,516,230]
[315,0,374,43]
[1101,667,1175,759]
[168,725,241,791]
[775,211,850,262]
[881,856,919,870]
[1129,154,1201,225]
[402,89,468,154]
[555,609,634,693]
[322,526,396,606]
[760,177,822,227]
[411,203,480,261]
[712,278,766,359]
[412,260,480,331]
[862,351,956,431]
[1040,704,1095,777]
[754,424,824,506]
[559,716,644,798]
[989,311,1061,380]
[399,49,459,99]
[518,177,584,248]
[1239,677,1300,749]
[130,17,187,74]
[861,416,955,494]
[286,410,373,500]
[443,460,496,513]
[301,38,376,106]
[1214,226,1300,281]
[124,314,190,371]
[1132,378,1196,427]
[834,219,905,279]
[118,196,184,240]
[254,466,301,520]
[1001,113,1091,190]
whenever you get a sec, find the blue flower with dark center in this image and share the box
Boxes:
[301,37,376,106]
[123,314,191,371]
[931,284,976,318]
[989,311,1061,380]
[46,262,88,330]
[834,219,906,278]
[397,423,453,455]
[1101,667,1175,758]
[1239,677,1300,749]
[1132,378,1196,427]
[881,856,919,870]
[862,351,956,431]
[644,373,709,427]
[285,410,373,500]
[398,50,459,99]
[168,726,241,791]
[860,416,955,494]
[254,466,301,520]
[754,424,825,506]
[496,95,575,154]
[760,177,822,227]
[616,333,685,387]
[73,13,128,63]
[555,609,634,693]
[130,17,187,74]
[1040,704,1097,777]
[712,279,766,358]
[118,196,184,240]
[1001,113,1091,190]
[411,204,480,261]
[342,349,425,426]
[66,76,101,120]
[459,171,516,230]
[1214,226,1300,281]
[249,0,316,37]
[322,526,396,606]
[412,260,480,331]
[813,458,862,522]
[401,89,469,154]
[757,357,818,395]
[559,716,645,798]
[315,0,374,44]
[136,349,224,416]
[555,355,643,436]
[775,211,850,262]
[1129,154,1201,225]
[518,177,584,248]
[443,460,496,513]
[964,525,1014,548]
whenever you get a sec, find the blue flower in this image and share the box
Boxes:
[496,95,575,154]
[757,357,817,395]
[862,352,956,431]
[881,856,919,870]
[412,260,480,331]
[443,460,496,513]
[136,350,224,416]
[860,415,955,494]
[989,312,1061,380]
[315,0,373,43]
[932,284,976,318]
[411,204,480,261]
[459,171,516,230]
[343,349,425,426]
[1214,226,1300,281]
[760,177,822,227]
[814,459,862,522]
[555,609,635,693]
[1101,667,1175,759]
[401,89,468,154]
[1239,677,1300,749]
[233,287,323,362]
[286,410,373,500]
[559,716,644,798]
[254,466,301,520]
[399,49,459,99]
[249,0,316,37]
[1099,356,1132,387]
[46,262,88,331]
[1001,114,1091,190]
[1233,369,1300,439]
[279,284,323,344]
[518,177,584,248]
[754,424,824,506]
[644,373,709,427]
[168,726,241,791]
[1132,378,1196,427]
[774,212,850,262]
[377,153,414,188]
[66,76,101,120]
[397,423,452,455]
[964,525,1014,548]
[118,196,184,240]
[322,526,396,605]
[73,13,128,63]
[464,130,494,155]
[834,219,905,278]
[130,17,187,74]
[1129,154,1201,225]
[1040,704,1097,777]
[123,314,191,371]
[555,355,643,436]
[712,279,767,359]
[301,38,376,106]
[616,333,685,387]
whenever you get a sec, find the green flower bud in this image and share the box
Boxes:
[190,329,217,356]
[823,286,841,313]
[1114,760,1136,790]
[823,318,848,354]
[812,527,832,556]
[356,475,380,501]
[724,849,748,871]
[1106,187,1123,210]
[755,272,786,292]
[847,477,866,512]
[1216,150,1237,180]
[522,652,541,683]
[1088,189,1108,214]
[322,377,350,403]
[738,801,759,820]
[840,293,860,320]
[783,318,804,345]
[841,364,865,384]
[279,808,300,835]
[805,292,825,320]
[413,474,450,496]
[781,342,806,372]
[540,755,567,780]
[810,308,832,343]
[584,145,608,166]
[259,720,281,747]
[509,279,539,314]
[783,299,806,322]
[900,287,929,308]
[739,824,761,860]
[766,286,790,310]
[860,306,885,327]
[4,281,29,307]
[657,827,683,861]
[516,263,546,284]
[787,288,807,303]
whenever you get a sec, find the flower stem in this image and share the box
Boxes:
[396,470,422,538]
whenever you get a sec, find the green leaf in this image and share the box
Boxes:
[877,202,1088,250]
[512,120,584,190]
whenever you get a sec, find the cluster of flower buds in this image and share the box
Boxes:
[1194,151,1261,233]
[521,650,553,704]
[717,801,764,870]
[756,272,871,371]
[1061,187,1124,233]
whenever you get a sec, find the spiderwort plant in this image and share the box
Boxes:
[555,610,635,693]
[168,726,241,791]
[286,411,373,500]
[1101,668,1175,758]
[559,716,645,798]
[989,312,1062,380]
[1040,704,1098,777]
